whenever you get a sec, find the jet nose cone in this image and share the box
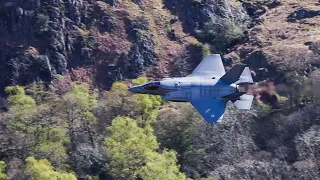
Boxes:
[128,86,141,93]
[128,87,134,92]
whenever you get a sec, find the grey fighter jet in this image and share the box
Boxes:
[128,54,254,123]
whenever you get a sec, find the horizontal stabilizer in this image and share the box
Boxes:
[220,64,246,84]
[233,94,254,110]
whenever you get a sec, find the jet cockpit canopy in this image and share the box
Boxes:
[142,81,160,90]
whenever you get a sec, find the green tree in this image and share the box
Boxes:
[25,157,77,180]
[0,161,7,180]
[5,86,36,115]
[4,86,37,156]
[133,93,161,124]
[58,83,98,147]
[94,81,135,138]
[194,42,211,58]
[34,125,70,169]
[107,81,134,117]
[25,83,58,104]
[132,77,148,86]
[196,17,246,51]
[4,86,69,168]
[104,116,189,180]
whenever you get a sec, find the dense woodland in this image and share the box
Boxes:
[0,75,319,179]
[1,0,320,179]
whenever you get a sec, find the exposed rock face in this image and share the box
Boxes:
[0,0,93,93]
[1,0,319,94]
[0,0,165,92]
[0,45,52,93]
[243,51,284,82]
[96,17,157,88]
[164,0,249,34]
[0,0,251,92]
[168,44,203,77]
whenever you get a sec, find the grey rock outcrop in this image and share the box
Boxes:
[0,0,91,92]
[0,45,52,92]
[0,0,158,92]
[100,17,157,88]
[164,0,249,34]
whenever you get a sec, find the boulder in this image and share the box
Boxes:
[267,0,281,9]
[102,0,118,7]
[241,1,266,27]
[244,51,269,69]
[287,8,320,22]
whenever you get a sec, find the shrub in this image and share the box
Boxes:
[196,17,246,51]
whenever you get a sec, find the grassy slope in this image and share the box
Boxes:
[230,0,320,73]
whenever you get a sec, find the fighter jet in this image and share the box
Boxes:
[128,54,254,123]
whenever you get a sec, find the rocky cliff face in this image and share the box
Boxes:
[0,0,319,93]
[224,0,320,83]
[164,0,250,33]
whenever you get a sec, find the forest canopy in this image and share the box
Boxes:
[0,75,319,180]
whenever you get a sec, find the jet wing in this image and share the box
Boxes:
[190,98,227,123]
[191,54,226,78]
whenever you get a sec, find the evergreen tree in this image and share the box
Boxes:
[0,161,7,180]
[104,116,189,180]
[25,157,77,180]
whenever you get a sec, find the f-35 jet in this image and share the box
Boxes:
[128,54,254,123]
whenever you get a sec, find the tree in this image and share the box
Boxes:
[4,86,37,157]
[5,86,36,111]
[3,86,70,168]
[0,161,7,180]
[58,83,98,147]
[196,17,246,51]
[133,93,161,124]
[180,104,258,179]
[104,116,189,180]
[97,81,134,121]
[25,83,58,105]
[154,104,194,158]
[25,157,77,180]
[210,159,293,180]
[33,125,70,169]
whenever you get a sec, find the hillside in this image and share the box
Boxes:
[1,0,319,99]
[0,0,320,180]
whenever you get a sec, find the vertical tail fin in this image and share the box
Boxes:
[220,65,253,84]
[220,64,246,84]
[237,67,254,84]
[220,65,254,110]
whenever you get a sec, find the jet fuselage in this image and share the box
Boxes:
[128,76,238,102]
